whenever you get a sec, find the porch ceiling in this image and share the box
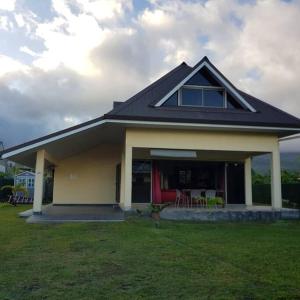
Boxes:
[8,124,125,168]
[133,148,268,161]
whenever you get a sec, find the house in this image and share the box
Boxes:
[14,171,35,198]
[1,56,300,217]
[0,161,5,173]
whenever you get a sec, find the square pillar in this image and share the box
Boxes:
[33,149,45,214]
[120,151,125,206]
[120,145,132,211]
[271,147,282,209]
[244,157,253,207]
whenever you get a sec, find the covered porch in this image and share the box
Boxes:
[128,148,281,210]
[11,126,284,215]
[119,128,283,211]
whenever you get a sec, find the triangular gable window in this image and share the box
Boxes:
[162,65,246,109]
[163,92,178,106]
[157,58,256,112]
[185,66,221,87]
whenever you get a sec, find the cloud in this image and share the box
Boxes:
[0,55,28,76]
[0,0,300,153]
[75,0,133,21]
[0,16,10,30]
[14,13,25,27]
[19,46,39,57]
[0,0,16,12]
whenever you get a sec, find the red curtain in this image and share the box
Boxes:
[152,161,162,204]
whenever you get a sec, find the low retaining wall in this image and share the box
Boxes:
[160,208,300,221]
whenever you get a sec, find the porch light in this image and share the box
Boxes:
[150,149,197,158]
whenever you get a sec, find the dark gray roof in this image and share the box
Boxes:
[105,57,300,129]
[2,56,300,156]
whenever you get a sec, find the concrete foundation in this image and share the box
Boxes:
[160,206,300,221]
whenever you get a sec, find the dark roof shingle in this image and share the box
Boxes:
[105,57,300,129]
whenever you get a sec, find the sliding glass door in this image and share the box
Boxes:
[132,160,151,203]
[226,163,245,204]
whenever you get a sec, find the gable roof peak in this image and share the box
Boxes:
[154,56,257,112]
[192,55,210,69]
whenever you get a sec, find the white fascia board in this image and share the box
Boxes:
[279,134,300,141]
[16,171,35,177]
[154,61,257,112]
[2,118,300,159]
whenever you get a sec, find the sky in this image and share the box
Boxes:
[0,0,300,152]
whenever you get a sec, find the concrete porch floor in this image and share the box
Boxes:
[22,204,125,223]
[160,205,300,221]
[19,204,300,223]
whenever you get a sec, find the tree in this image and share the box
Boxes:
[252,170,270,184]
[252,169,300,184]
[1,184,29,199]
[281,170,300,184]
[6,166,20,178]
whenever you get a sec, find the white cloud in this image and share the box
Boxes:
[76,0,133,21]
[0,55,28,76]
[0,0,16,11]
[139,9,173,27]
[20,46,39,57]
[0,15,9,30]
[32,0,123,75]
[14,13,25,27]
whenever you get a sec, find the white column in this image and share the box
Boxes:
[244,157,253,207]
[33,149,45,214]
[124,145,132,210]
[120,145,132,211]
[271,147,282,209]
[120,150,125,207]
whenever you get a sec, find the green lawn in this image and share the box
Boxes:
[0,204,300,300]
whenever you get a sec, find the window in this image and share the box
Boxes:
[18,178,26,187]
[185,67,221,86]
[181,88,202,106]
[28,178,34,188]
[178,170,192,185]
[203,89,224,107]
[180,86,225,108]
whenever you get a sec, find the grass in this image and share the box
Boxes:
[0,204,300,300]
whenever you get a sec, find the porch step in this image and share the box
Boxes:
[25,204,125,223]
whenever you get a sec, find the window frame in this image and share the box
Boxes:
[179,85,227,108]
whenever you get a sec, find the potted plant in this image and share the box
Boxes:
[207,197,224,208]
[148,203,167,221]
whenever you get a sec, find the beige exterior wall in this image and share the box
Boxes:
[53,144,121,204]
[126,128,278,152]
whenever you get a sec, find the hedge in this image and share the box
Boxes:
[253,183,300,208]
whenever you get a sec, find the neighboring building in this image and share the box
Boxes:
[0,162,5,173]
[1,56,300,215]
[14,171,35,198]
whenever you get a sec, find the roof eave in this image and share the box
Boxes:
[2,117,300,160]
